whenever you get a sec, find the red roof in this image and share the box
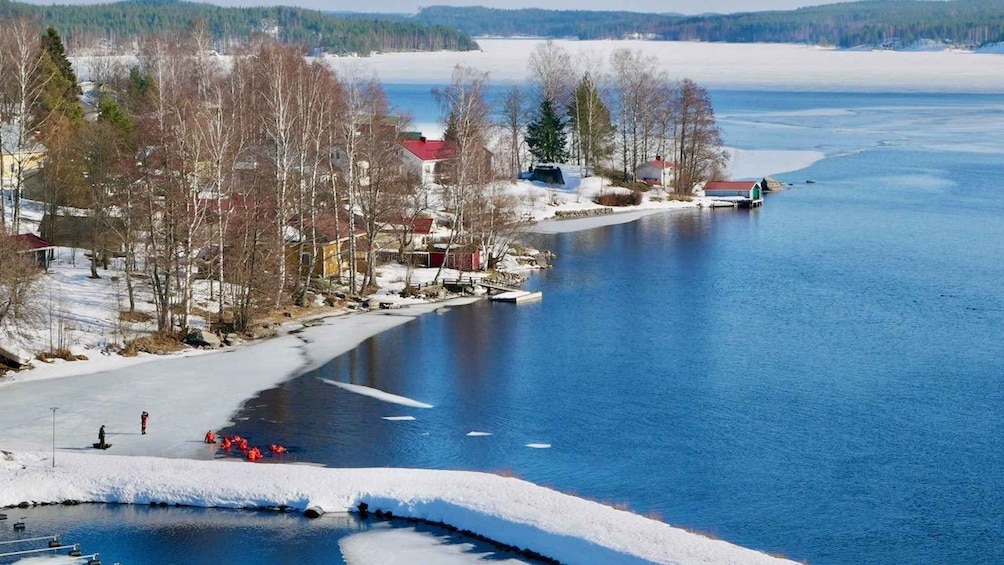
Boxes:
[400,138,455,162]
[645,159,679,170]
[704,180,758,191]
[11,233,54,251]
[290,214,363,243]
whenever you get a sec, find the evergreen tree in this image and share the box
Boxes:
[37,26,83,125]
[526,97,567,164]
[567,73,615,170]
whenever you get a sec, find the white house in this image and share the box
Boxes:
[399,137,454,185]
[634,157,679,188]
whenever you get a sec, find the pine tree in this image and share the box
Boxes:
[526,97,568,164]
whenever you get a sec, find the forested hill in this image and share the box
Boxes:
[0,0,479,54]
[412,1,1004,48]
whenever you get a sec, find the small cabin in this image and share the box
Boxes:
[702,180,764,207]
[11,233,56,270]
[635,157,679,188]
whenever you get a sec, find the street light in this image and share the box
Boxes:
[49,407,58,467]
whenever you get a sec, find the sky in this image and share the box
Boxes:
[20,0,845,15]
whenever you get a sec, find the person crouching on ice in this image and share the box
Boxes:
[204,430,217,444]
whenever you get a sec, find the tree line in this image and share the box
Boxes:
[1,23,725,352]
[0,0,479,54]
[410,1,1004,48]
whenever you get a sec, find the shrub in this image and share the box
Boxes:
[593,191,642,207]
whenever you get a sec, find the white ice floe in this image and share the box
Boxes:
[0,450,798,565]
[525,443,552,449]
[322,379,435,409]
[467,431,493,437]
[382,416,418,421]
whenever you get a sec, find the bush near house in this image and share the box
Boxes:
[593,191,642,207]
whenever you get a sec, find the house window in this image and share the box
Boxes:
[300,252,311,265]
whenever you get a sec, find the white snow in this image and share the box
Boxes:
[340,526,529,564]
[0,450,797,565]
[322,379,435,409]
[324,39,1004,93]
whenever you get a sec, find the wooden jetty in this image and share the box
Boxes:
[491,290,543,303]
[441,277,543,304]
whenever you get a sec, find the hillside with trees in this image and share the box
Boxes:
[0,0,478,54]
[411,1,1004,48]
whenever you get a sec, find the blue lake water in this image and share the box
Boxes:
[217,89,1004,565]
[13,89,1003,564]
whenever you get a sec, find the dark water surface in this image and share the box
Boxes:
[219,90,1004,565]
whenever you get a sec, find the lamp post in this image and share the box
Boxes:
[49,407,58,467]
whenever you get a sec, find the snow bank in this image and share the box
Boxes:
[0,450,797,565]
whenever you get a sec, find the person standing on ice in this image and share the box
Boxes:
[98,425,106,448]
[141,411,149,435]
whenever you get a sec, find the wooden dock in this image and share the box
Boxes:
[440,277,543,303]
[491,290,543,303]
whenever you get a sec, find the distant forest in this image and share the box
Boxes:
[0,0,479,54]
[409,1,1004,48]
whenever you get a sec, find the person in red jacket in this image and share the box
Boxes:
[141,411,149,435]
[204,430,217,444]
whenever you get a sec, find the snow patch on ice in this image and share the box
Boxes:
[340,526,529,564]
[322,379,434,408]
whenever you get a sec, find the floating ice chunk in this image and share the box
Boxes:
[321,379,434,408]
[466,431,492,437]
[525,443,551,449]
[383,416,417,421]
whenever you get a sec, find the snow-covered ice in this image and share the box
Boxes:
[0,450,798,565]
[322,378,435,408]
[324,39,1004,93]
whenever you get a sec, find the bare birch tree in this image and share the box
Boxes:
[433,66,494,282]
[0,18,44,234]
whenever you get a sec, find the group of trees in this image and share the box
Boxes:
[410,2,1004,49]
[1,20,528,344]
[514,41,726,191]
[0,0,479,54]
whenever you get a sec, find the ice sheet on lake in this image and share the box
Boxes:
[322,378,434,408]
[323,39,1004,93]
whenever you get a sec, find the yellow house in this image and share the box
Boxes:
[285,214,366,279]
[1,124,44,187]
